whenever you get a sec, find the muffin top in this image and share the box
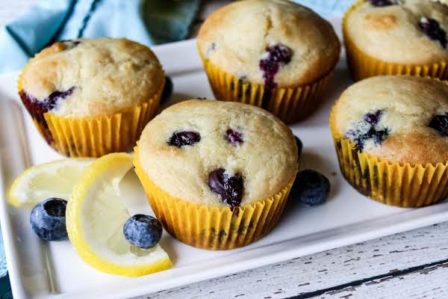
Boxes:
[197,0,340,87]
[137,100,298,208]
[332,76,448,164]
[345,0,448,64]
[19,38,164,117]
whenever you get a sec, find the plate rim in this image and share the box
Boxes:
[2,38,448,299]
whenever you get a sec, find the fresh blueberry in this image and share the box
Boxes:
[167,131,201,147]
[20,87,75,143]
[123,214,162,249]
[225,129,243,146]
[161,76,173,103]
[30,198,68,241]
[294,135,303,157]
[419,17,447,49]
[208,168,244,209]
[429,114,448,136]
[368,0,397,7]
[290,170,330,206]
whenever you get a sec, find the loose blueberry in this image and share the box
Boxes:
[294,135,303,157]
[259,44,292,106]
[30,198,68,241]
[20,87,75,143]
[419,17,447,49]
[208,168,244,209]
[290,170,330,206]
[429,114,448,136]
[167,131,201,147]
[368,0,397,7]
[123,214,162,249]
[225,129,243,146]
[161,76,173,104]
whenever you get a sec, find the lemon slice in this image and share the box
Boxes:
[8,159,92,207]
[66,153,172,276]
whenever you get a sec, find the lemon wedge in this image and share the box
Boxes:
[8,159,92,207]
[66,153,172,276]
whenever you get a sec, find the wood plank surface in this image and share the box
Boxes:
[143,223,448,299]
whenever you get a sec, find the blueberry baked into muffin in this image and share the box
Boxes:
[134,100,299,249]
[197,0,340,123]
[344,0,448,81]
[18,38,165,157]
[330,76,448,207]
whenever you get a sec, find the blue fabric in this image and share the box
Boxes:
[295,0,353,18]
[0,0,200,73]
[0,0,352,294]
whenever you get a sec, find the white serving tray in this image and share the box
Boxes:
[3,28,448,299]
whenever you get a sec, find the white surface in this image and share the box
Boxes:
[2,38,448,299]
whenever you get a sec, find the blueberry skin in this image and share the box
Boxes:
[429,114,448,136]
[161,76,173,104]
[225,128,243,146]
[368,0,396,7]
[123,215,162,249]
[294,135,303,157]
[167,131,201,148]
[208,168,244,209]
[290,170,330,206]
[30,198,68,241]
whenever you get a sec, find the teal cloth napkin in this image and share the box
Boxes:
[0,0,200,73]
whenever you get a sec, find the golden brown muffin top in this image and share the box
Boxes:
[345,0,448,64]
[332,76,448,164]
[20,38,164,117]
[137,100,298,207]
[197,0,340,87]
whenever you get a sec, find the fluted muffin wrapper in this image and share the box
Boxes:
[198,48,332,124]
[133,145,296,250]
[343,0,448,81]
[17,74,163,158]
[329,108,448,208]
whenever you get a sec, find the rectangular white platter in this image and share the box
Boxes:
[2,19,448,299]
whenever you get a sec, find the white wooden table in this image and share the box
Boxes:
[2,1,448,298]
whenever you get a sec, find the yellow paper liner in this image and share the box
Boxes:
[133,145,296,250]
[343,0,448,81]
[198,48,332,124]
[18,75,163,158]
[329,108,448,208]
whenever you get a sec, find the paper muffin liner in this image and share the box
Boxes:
[329,108,448,208]
[18,74,163,157]
[343,0,448,81]
[198,49,332,124]
[133,146,296,250]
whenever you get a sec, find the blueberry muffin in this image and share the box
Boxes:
[197,0,340,123]
[344,0,448,81]
[18,38,165,157]
[330,76,448,207]
[134,100,299,249]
